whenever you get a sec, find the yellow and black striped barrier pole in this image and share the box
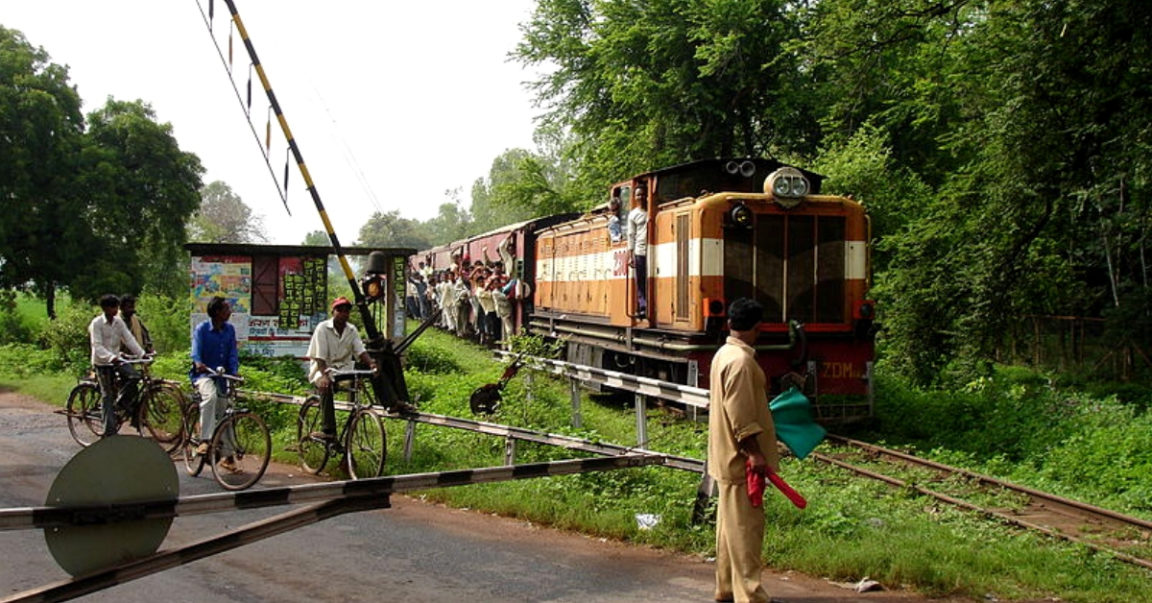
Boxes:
[218,0,405,404]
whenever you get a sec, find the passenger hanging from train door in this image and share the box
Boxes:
[627,181,650,318]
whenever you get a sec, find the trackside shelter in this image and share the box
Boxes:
[185,243,414,359]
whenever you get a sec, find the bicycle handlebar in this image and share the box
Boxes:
[202,366,245,383]
[325,368,376,378]
[117,354,156,365]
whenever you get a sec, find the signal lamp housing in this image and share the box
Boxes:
[361,274,386,303]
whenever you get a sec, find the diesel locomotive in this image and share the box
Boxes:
[416,158,876,421]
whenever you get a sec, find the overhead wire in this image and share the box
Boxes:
[192,0,291,216]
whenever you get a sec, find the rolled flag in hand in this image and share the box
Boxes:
[745,459,765,508]
[766,469,807,509]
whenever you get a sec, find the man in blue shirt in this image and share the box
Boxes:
[190,296,240,464]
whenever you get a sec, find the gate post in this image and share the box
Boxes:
[504,436,517,466]
[635,393,648,447]
[569,377,582,429]
[403,419,416,463]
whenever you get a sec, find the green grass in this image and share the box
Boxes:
[2,317,1150,601]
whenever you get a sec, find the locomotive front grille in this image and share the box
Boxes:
[724,215,846,324]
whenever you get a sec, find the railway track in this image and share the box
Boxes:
[814,434,1152,571]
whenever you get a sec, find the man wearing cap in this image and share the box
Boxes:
[307,297,378,442]
[708,297,779,603]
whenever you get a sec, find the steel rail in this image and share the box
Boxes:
[812,438,1152,571]
[0,454,664,532]
[825,434,1152,532]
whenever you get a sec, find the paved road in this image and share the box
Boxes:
[1,391,932,602]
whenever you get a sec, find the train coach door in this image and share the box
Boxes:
[653,209,693,327]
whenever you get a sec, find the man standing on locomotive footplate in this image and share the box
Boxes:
[708,297,779,603]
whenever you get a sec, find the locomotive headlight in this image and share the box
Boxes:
[730,203,753,228]
[765,167,811,208]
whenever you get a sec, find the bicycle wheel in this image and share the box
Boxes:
[138,383,186,453]
[182,402,206,476]
[346,408,386,479]
[65,382,103,447]
[210,411,270,491]
[297,395,330,474]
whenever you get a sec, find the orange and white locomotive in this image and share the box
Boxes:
[418,158,876,419]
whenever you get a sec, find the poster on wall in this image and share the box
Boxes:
[278,255,327,335]
[190,255,252,340]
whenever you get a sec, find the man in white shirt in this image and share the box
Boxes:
[307,297,378,442]
[626,184,650,317]
[88,294,146,435]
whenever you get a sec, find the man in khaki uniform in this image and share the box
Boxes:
[708,297,779,602]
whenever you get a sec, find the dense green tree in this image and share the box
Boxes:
[472,146,585,231]
[75,98,203,300]
[188,180,268,244]
[302,230,331,246]
[801,0,1152,383]
[358,210,431,250]
[508,0,1151,382]
[418,192,474,246]
[0,26,87,318]
[515,0,816,192]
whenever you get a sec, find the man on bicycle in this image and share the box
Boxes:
[119,294,153,354]
[307,297,378,444]
[88,294,146,436]
[190,296,240,466]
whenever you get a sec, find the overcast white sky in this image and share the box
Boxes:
[4,0,543,245]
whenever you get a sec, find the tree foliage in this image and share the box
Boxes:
[188,180,268,244]
[515,0,817,192]
[0,28,203,316]
[506,0,1152,384]
[0,26,86,317]
[357,210,432,250]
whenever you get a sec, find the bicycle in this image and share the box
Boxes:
[181,367,271,491]
[296,368,387,479]
[65,355,186,453]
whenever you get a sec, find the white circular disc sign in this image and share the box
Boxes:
[44,435,178,576]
